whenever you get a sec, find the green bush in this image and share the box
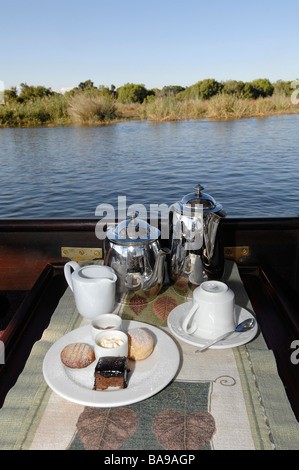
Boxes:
[0,94,69,126]
[222,80,245,96]
[18,83,54,102]
[176,83,200,101]
[273,80,293,96]
[116,83,149,104]
[250,79,274,98]
[4,87,18,103]
[176,79,222,101]
[0,107,14,126]
[199,79,223,100]
[243,79,274,99]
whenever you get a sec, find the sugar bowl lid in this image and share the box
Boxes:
[106,212,160,244]
[179,184,224,213]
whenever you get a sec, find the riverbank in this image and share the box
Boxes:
[139,94,299,121]
[0,93,298,127]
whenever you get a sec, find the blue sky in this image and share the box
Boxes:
[1,0,299,92]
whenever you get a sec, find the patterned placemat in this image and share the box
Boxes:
[68,382,214,450]
[0,261,298,450]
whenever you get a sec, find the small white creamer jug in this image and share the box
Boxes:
[64,261,117,319]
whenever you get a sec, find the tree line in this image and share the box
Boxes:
[3,78,295,105]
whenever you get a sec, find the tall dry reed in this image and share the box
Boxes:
[67,93,116,124]
[142,96,182,121]
[137,93,299,122]
[205,94,254,119]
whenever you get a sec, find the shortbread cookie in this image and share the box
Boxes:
[60,343,95,369]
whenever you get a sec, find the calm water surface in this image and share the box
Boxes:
[0,115,298,219]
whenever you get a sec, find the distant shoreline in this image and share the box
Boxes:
[0,93,298,128]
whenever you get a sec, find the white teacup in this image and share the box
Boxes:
[91,314,122,340]
[94,330,128,360]
[64,261,117,320]
[182,281,236,339]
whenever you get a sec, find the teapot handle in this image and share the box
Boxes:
[64,261,80,291]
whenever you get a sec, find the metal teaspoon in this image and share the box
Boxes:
[195,318,256,353]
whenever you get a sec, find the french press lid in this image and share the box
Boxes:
[179,184,224,213]
[107,212,160,244]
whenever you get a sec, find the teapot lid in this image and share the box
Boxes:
[107,212,160,244]
[179,184,224,213]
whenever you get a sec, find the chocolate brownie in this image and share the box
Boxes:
[93,356,128,390]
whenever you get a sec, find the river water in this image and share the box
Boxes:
[0,115,298,219]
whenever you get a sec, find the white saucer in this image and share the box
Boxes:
[167,302,258,349]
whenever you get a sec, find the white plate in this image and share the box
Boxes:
[43,320,180,407]
[167,302,258,349]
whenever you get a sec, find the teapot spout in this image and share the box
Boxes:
[143,247,169,289]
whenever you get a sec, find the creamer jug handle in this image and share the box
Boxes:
[64,261,80,291]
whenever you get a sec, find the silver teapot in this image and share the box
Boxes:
[169,184,226,295]
[104,213,168,304]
